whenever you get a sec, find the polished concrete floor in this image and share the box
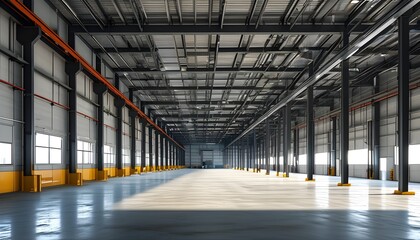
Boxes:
[1,169,420,240]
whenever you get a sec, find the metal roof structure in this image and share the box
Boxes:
[46,0,420,145]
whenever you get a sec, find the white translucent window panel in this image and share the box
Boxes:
[35,147,49,164]
[36,133,49,147]
[0,142,12,164]
[49,148,62,164]
[50,136,62,149]
[315,152,328,165]
[348,149,368,165]
[163,64,180,71]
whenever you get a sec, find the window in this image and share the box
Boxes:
[136,151,141,165]
[409,144,420,164]
[104,145,115,164]
[123,149,130,164]
[315,152,328,165]
[35,133,62,164]
[348,149,368,165]
[77,141,94,164]
[0,142,12,164]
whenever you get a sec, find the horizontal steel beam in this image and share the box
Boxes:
[143,101,266,105]
[97,46,327,54]
[156,114,256,118]
[71,24,370,35]
[132,86,286,91]
[116,67,310,74]
[133,85,336,91]
[96,46,412,56]
[166,121,244,124]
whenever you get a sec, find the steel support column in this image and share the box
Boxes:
[140,106,146,172]
[66,62,81,174]
[283,103,291,177]
[276,116,281,176]
[294,128,299,173]
[265,120,270,175]
[165,135,169,169]
[148,126,153,170]
[339,29,350,186]
[253,130,257,172]
[160,129,164,170]
[114,74,125,173]
[397,14,413,194]
[330,116,337,176]
[372,78,380,180]
[17,26,41,177]
[306,84,315,181]
[129,90,137,172]
[155,122,159,170]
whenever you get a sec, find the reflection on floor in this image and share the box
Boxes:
[0,169,419,240]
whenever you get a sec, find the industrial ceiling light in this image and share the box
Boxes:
[351,0,360,3]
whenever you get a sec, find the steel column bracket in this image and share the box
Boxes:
[114,98,125,108]
[17,26,41,45]
[93,82,107,95]
[65,61,82,75]
[129,109,137,117]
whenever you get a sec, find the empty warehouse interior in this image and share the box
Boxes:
[1,0,420,239]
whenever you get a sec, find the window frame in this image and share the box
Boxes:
[35,133,63,164]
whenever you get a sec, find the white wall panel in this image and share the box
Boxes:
[34,0,58,31]
[52,108,67,132]
[75,36,93,66]
[0,124,12,142]
[34,42,53,75]
[34,99,52,129]
[0,10,10,47]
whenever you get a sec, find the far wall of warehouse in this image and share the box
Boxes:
[185,144,224,168]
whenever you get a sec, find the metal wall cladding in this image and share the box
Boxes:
[75,36,94,66]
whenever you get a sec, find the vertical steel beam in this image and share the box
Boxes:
[283,103,291,177]
[265,120,270,175]
[397,14,411,193]
[330,116,337,176]
[17,26,41,176]
[339,29,350,186]
[140,105,146,172]
[129,89,137,171]
[165,135,169,169]
[66,62,81,174]
[276,116,281,176]
[160,129,164,169]
[114,74,125,171]
[149,126,153,169]
[307,63,315,180]
[294,128,299,173]
[306,85,315,180]
[372,78,380,179]
[175,147,178,166]
[253,130,257,172]
[93,86,106,171]
[155,121,160,170]
[306,75,315,181]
